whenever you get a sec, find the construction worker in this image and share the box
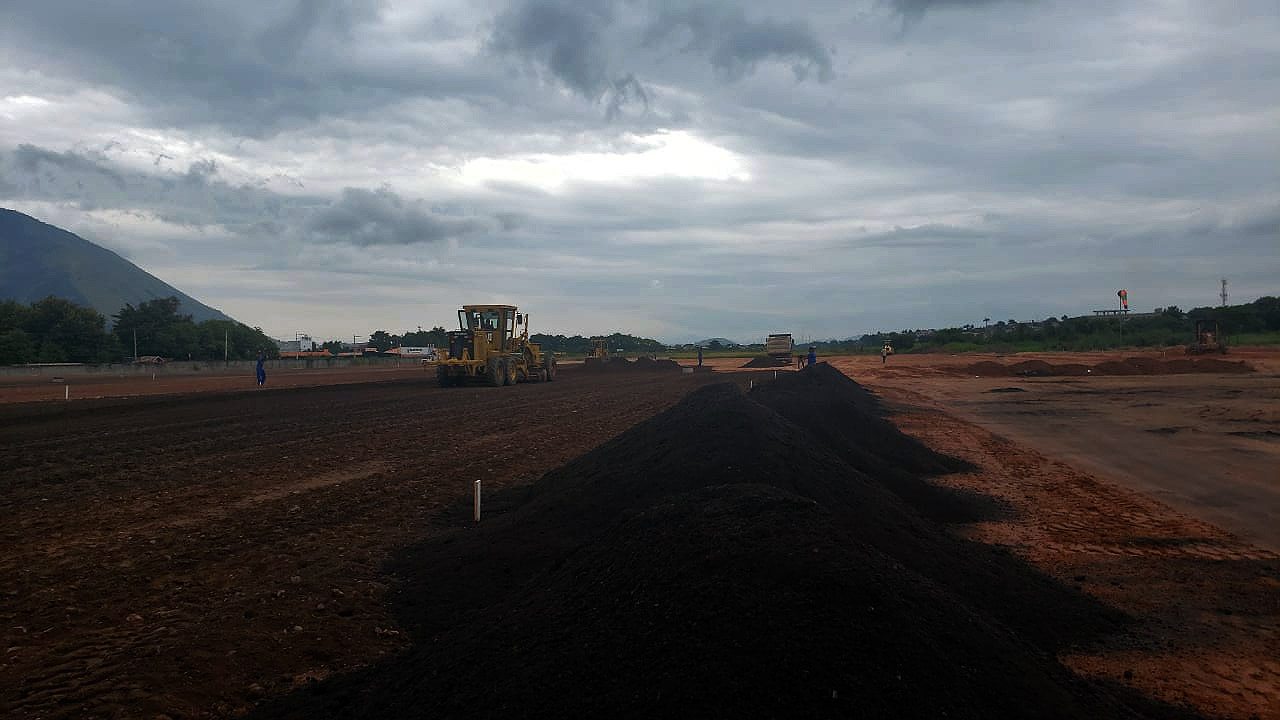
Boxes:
[881,345,889,364]
[807,346,816,367]
[697,346,703,366]
[256,356,267,386]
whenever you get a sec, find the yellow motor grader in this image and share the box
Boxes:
[432,304,557,387]
[585,338,612,365]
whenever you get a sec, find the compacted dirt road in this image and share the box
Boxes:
[821,352,1280,718]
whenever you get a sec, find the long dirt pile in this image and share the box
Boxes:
[582,357,683,372]
[253,364,1198,720]
[964,356,1252,377]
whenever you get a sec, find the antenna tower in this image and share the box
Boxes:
[1220,278,1228,307]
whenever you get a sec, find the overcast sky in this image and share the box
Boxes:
[1,0,1276,342]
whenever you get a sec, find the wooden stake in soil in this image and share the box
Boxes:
[474,479,481,522]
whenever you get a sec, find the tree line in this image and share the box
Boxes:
[818,296,1280,354]
[351,328,666,356]
[0,296,281,365]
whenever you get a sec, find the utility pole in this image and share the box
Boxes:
[133,329,137,360]
[1221,278,1228,307]
[224,329,229,362]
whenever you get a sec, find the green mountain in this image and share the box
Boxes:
[0,208,234,324]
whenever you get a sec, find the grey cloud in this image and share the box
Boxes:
[0,144,498,251]
[847,223,989,248]
[888,0,1016,25]
[12,144,127,190]
[489,0,652,120]
[0,0,495,137]
[491,0,618,99]
[490,0,833,118]
[304,188,487,246]
[4,1,1279,341]
[643,2,833,82]
[183,159,219,186]
[606,74,650,121]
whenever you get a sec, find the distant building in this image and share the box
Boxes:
[275,334,315,353]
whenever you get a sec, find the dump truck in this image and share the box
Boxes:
[1186,320,1227,355]
[433,304,557,386]
[765,333,794,364]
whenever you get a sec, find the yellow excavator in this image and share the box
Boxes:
[432,304,557,386]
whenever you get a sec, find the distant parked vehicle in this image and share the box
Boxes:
[133,356,167,365]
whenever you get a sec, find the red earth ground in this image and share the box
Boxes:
[2,351,1278,718]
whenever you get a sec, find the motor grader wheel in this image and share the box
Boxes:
[544,354,557,381]
[436,365,452,387]
[487,357,504,387]
[504,358,518,386]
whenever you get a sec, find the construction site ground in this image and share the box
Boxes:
[3,349,1279,718]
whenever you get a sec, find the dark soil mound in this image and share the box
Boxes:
[1010,359,1056,376]
[749,362,964,477]
[1053,363,1092,376]
[964,360,1012,376]
[272,486,1136,720]
[961,356,1253,377]
[583,357,683,372]
[251,378,1193,720]
[748,364,993,525]
[1189,358,1253,373]
[741,354,790,368]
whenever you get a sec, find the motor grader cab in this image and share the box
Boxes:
[433,304,557,386]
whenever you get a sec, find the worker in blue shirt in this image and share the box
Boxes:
[807,346,816,367]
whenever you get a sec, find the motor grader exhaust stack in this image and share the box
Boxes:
[432,304,557,387]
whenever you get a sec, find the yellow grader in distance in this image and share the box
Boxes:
[1187,320,1228,355]
[433,304,557,387]
[585,338,612,365]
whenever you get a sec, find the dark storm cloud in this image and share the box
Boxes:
[0,144,490,247]
[11,144,127,190]
[0,144,288,228]
[643,2,833,82]
[0,0,503,136]
[3,0,1278,340]
[491,0,834,108]
[304,188,487,246]
[888,0,1017,24]
[490,0,619,99]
